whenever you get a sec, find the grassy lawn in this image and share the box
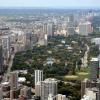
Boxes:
[56,68,90,81]
[77,72,90,80]
[64,75,79,80]
[63,69,90,81]
[78,72,89,75]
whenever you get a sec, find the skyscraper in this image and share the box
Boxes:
[68,14,74,23]
[44,34,48,46]
[90,58,99,82]
[43,24,48,45]
[43,23,47,35]
[35,70,43,85]
[47,23,54,37]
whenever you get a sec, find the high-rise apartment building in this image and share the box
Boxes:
[35,70,43,85]
[35,78,57,100]
[90,58,99,82]
[81,88,97,100]
[79,21,93,36]
[30,32,38,48]
[41,78,57,100]
[81,78,91,98]
[48,94,55,100]
[35,82,41,97]
[20,86,31,99]
[38,24,48,46]
[81,58,100,100]
[96,80,100,100]
[2,36,10,65]
[10,71,18,90]
[10,89,19,99]
[0,38,3,74]
[0,87,3,100]
[56,94,67,100]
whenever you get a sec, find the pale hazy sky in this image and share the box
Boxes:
[0,0,100,8]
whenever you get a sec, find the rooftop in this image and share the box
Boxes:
[91,58,98,62]
[1,82,9,85]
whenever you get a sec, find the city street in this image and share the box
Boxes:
[2,53,15,82]
[81,44,90,67]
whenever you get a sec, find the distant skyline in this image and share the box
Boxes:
[0,0,100,9]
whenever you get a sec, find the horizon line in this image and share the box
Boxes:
[0,6,100,10]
